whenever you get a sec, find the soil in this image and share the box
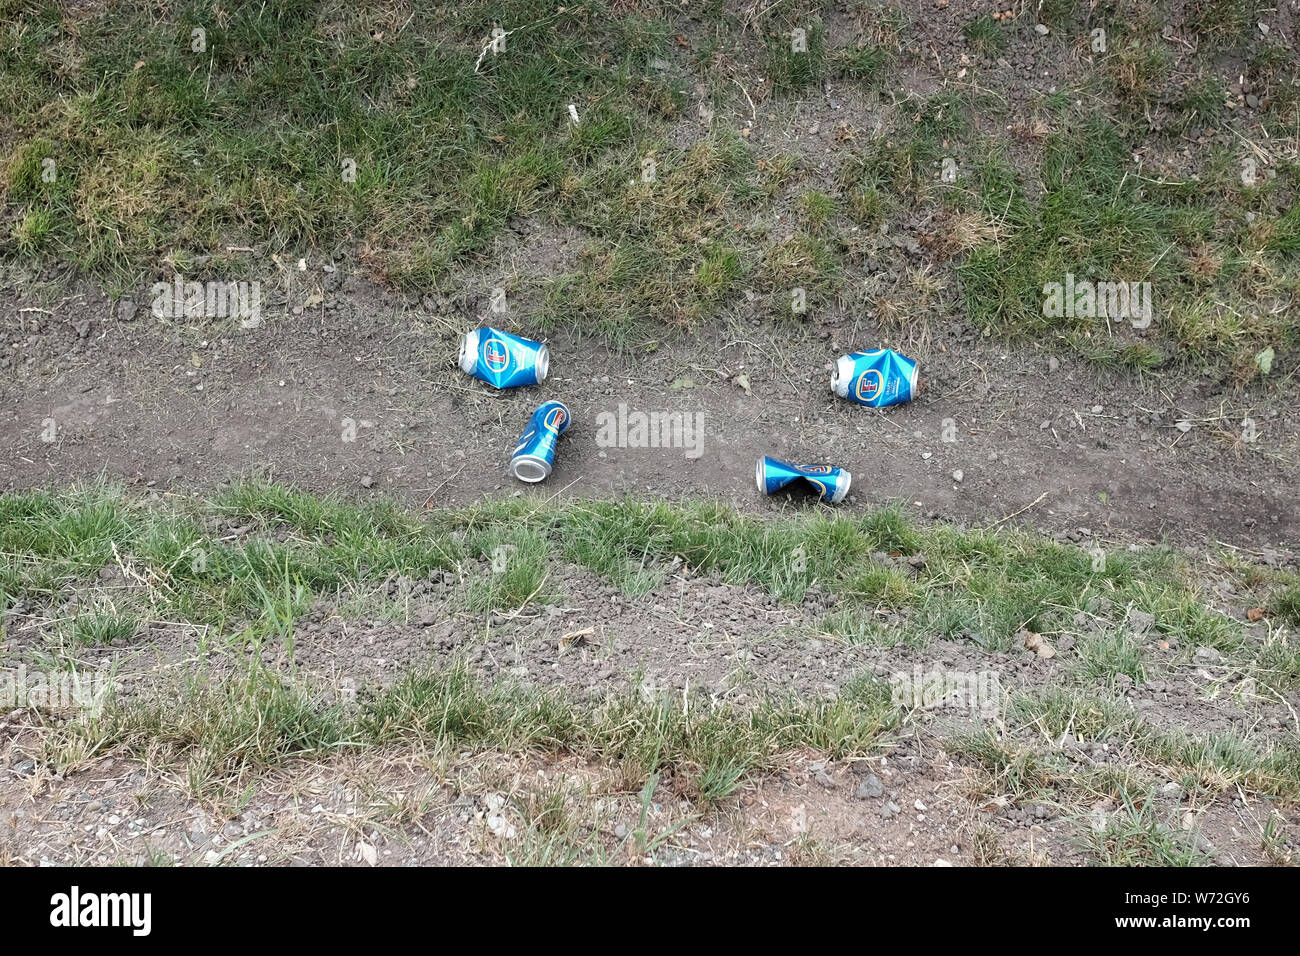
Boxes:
[1,0,1297,866]
[0,742,997,866]
[3,550,1297,866]
[1,259,1296,556]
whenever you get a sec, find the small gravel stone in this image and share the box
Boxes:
[855,773,885,800]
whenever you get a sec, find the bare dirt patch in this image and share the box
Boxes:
[2,265,1296,554]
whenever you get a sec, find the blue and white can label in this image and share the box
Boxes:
[756,456,851,504]
[459,327,550,389]
[831,348,918,408]
[511,401,571,483]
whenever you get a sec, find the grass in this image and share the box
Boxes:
[67,601,139,646]
[0,1,678,289]
[830,43,894,89]
[0,1,1292,375]
[954,108,1298,375]
[4,481,1297,861]
[1187,0,1266,50]
[1073,629,1146,686]
[1080,789,1214,866]
[539,130,770,343]
[41,655,896,803]
[1004,689,1300,800]
[962,16,1006,59]
[1274,582,1300,626]
[764,20,825,96]
[1108,37,1174,110]
[464,524,553,612]
[946,686,1300,864]
[0,481,1285,671]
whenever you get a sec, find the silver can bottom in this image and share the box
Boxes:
[511,455,552,483]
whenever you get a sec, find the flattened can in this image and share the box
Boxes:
[755,456,851,504]
[459,327,550,389]
[831,348,918,408]
[511,401,571,483]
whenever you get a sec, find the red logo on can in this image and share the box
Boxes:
[483,338,510,373]
[543,406,567,433]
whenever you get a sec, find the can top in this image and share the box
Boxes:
[458,329,479,374]
[830,354,856,398]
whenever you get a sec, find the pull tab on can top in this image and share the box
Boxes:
[831,348,918,408]
[511,401,571,483]
[756,456,851,504]
[459,327,550,389]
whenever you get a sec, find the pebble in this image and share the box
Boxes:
[855,773,885,799]
[1127,609,1155,634]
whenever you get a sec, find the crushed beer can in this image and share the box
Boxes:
[459,327,550,389]
[511,401,571,483]
[755,456,851,504]
[831,348,918,408]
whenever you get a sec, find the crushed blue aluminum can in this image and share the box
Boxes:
[511,401,571,483]
[756,456,851,504]
[831,348,918,408]
[459,327,550,389]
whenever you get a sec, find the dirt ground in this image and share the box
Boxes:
[0,737,1022,866]
[3,741,1285,867]
[1,258,1296,555]
[1,0,1297,867]
[2,534,1298,866]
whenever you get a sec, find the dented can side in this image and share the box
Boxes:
[459,327,550,389]
[755,456,851,504]
[831,348,918,408]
